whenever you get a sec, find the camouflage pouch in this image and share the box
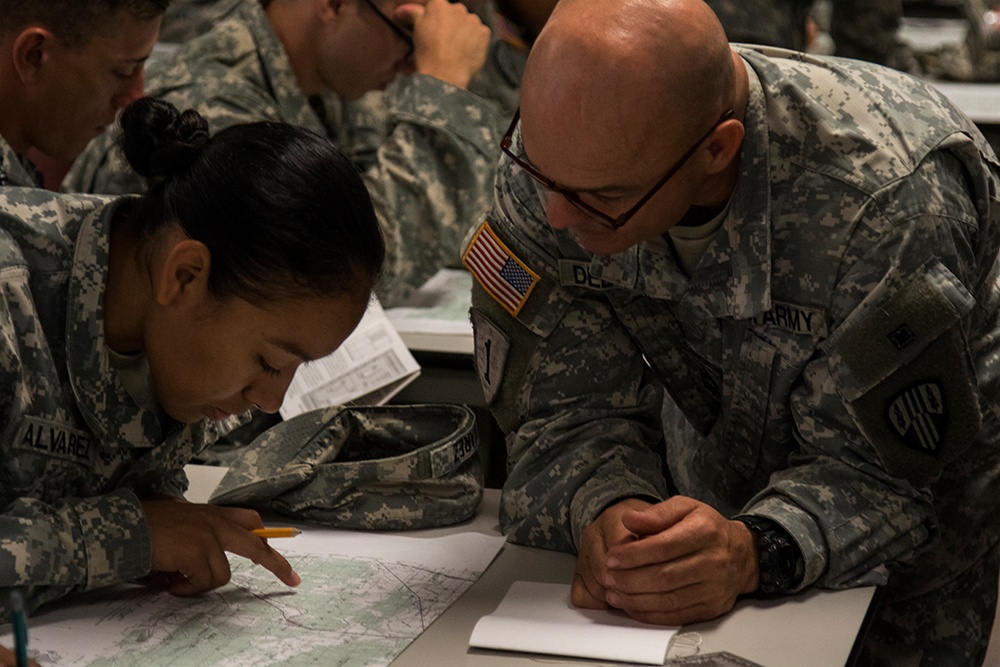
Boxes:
[210,404,483,529]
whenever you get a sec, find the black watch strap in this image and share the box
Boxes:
[736,515,804,598]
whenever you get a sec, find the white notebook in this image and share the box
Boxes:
[469,581,678,664]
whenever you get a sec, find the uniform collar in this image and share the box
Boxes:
[65,198,167,449]
[65,198,243,450]
[583,55,773,320]
[235,0,328,135]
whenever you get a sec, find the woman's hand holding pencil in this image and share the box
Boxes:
[141,500,302,597]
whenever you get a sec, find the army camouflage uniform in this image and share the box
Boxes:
[157,0,242,43]
[331,39,524,176]
[64,0,504,306]
[0,188,248,618]
[0,136,41,188]
[327,0,527,166]
[466,45,1000,665]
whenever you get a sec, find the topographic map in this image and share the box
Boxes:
[5,531,505,666]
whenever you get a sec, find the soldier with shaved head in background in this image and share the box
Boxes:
[465,0,1000,663]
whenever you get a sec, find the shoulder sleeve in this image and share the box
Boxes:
[364,74,505,306]
[0,266,150,614]
[750,149,1000,590]
[465,154,668,553]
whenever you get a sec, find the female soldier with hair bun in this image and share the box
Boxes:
[0,97,385,619]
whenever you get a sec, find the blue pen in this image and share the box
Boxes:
[9,591,27,667]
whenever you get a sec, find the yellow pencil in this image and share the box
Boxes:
[252,527,301,538]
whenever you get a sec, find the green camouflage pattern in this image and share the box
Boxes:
[158,0,242,43]
[0,135,41,188]
[467,45,1000,664]
[64,0,327,191]
[211,404,484,530]
[64,0,505,306]
[0,187,249,617]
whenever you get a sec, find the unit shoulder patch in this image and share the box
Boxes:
[885,381,946,454]
[471,308,511,406]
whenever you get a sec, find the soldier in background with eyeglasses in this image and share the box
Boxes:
[463,0,1000,663]
[64,0,496,307]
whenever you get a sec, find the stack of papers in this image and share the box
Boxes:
[278,268,476,419]
[279,298,420,419]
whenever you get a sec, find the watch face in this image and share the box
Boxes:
[739,516,803,595]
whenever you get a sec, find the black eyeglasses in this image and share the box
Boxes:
[500,107,736,230]
[359,0,415,59]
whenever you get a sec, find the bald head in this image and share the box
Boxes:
[522,0,735,144]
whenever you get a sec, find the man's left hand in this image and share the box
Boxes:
[576,496,760,625]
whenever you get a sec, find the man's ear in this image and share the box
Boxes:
[11,27,54,83]
[154,238,212,307]
[703,118,745,176]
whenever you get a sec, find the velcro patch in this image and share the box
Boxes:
[14,417,93,464]
[462,221,540,317]
[827,262,979,486]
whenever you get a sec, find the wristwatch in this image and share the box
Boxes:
[736,515,804,598]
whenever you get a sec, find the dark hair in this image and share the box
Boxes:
[0,1,168,45]
[119,97,385,303]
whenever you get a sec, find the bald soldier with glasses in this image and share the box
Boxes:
[465,0,1000,664]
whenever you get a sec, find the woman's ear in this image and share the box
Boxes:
[154,238,212,307]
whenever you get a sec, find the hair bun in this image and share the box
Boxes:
[119,97,209,180]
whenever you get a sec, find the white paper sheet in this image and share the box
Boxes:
[182,464,229,503]
[385,269,474,355]
[469,581,678,665]
[279,297,420,418]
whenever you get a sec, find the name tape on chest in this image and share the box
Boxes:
[558,260,614,291]
[14,417,92,464]
[753,301,828,337]
[462,221,540,317]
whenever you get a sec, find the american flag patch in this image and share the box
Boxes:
[462,222,540,316]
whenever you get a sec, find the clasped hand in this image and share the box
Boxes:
[141,500,300,597]
[572,496,759,625]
